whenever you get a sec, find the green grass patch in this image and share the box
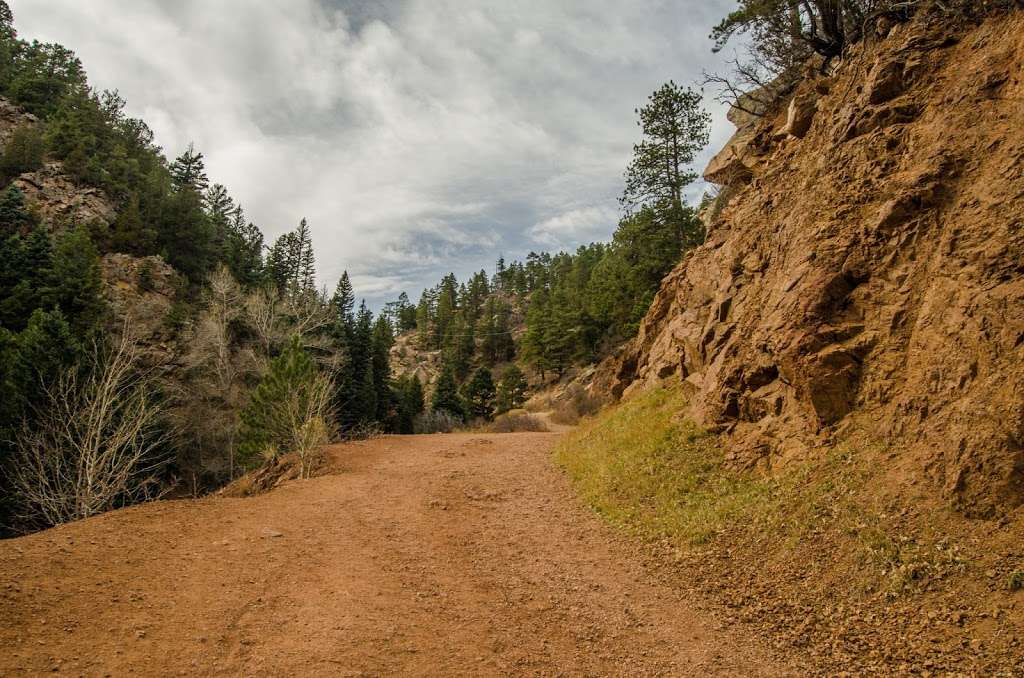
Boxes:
[554,384,772,546]
[555,383,969,593]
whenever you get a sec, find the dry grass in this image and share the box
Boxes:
[549,385,604,426]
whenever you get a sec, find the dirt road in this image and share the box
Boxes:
[1,433,795,676]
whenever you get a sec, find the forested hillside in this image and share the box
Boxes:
[0,1,710,534]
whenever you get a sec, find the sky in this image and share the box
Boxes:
[14,0,738,308]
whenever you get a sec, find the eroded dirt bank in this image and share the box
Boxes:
[0,433,797,677]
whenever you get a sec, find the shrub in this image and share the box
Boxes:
[0,123,46,180]
[413,409,462,434]
[550,384,605,425]
[137,259,155,292]
[1008,570,1024,592]
[487,412,548,433]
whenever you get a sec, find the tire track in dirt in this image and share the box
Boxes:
[0,432,798,676]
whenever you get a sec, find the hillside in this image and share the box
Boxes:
[599,8,1024,518]
[556,7,1024,673]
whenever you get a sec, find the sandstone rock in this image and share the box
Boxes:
[703,127,759,185]
[780,92,818,139]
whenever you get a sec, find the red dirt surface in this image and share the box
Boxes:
[0,433,797,676]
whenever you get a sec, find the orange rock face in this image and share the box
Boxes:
[600,13,1024,517]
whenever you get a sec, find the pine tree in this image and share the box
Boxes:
[393,374,424,434]
[49,226,103,333]
[237,335,318,468]
[415,289,434,348]
[434,273,458,346]
[493,255,507,290]
[170,142,209,192]
[295,218,316,293]
[0,185,36,235]
[462,367,496,421]
[442,310,474,381]
[545,284,578,377]
[0,227,50,331]
[330,272,355,337]
[431,364,463,419]
[495,364,529,414]
[224,207,264,287]
[348,301,377,425]
[156,183,215,281]
[621,81,709,249]
[521,288,552,379]
[109,195,156,256]
[371,315,394,424]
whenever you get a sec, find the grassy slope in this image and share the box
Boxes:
[555,384,1024,673]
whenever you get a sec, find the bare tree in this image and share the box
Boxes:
[6,328,168,529]
[176,265,258,481]
[243,284,334,365]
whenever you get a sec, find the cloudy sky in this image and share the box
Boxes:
[14,0,737,307]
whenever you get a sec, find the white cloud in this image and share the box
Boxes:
[12,0,737,306]
[529,206,620,249]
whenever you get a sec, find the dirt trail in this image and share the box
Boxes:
[0,433,796,676]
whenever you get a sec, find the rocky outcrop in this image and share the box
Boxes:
[0,96,116,228]
[599,12,1024,517]
[101,253,178,360]
[13,162,116,228]
[390,333,442,392]
[0,97,38,144]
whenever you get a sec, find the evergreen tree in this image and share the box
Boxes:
[329,272,358,429]
[495,364,529,414]
[621,81,709,250]
[493,255,507,290]
[462,367,496,421]
[49,226,103,333]
[109,195,156,256]
[371,315,394,424]
[237,335,318,468]
[224,207,264,287]
[348,301,377,425]
[393,374,424,434]
[431,364,463,419]
[415,289,434,348]
[442,310,474,381]
[0,226,50,331]
[0,123,45,180]
[0,185,36,234]
[294,218,316,293]
[156,183,215,281]
[521,288,552,379]
[330,272,355,337]
[265,231,297,292]
[545,284,579,377]
[480,297,515,365]
[170,142,209,192]
[433,273,458,346]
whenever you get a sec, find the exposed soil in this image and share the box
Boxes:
[0,433,800,676]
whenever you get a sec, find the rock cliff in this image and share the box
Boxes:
[600,11,1024,517]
